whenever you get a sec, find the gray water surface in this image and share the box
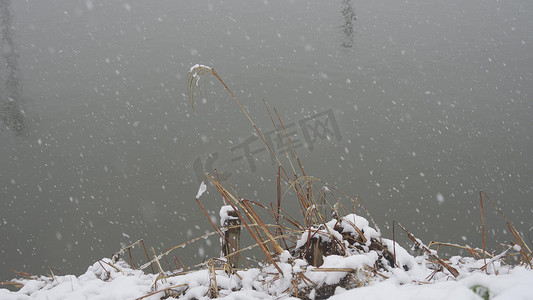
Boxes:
[1,0,532,281]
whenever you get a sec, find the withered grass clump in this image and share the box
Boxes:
[3,65,532,299]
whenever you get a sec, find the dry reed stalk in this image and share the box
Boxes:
[138,230,221,271]
[311,267,356,273]
[135,283,188,300]
[0,281,24,289]
[151,247,164,275]
[273,106,325,223]
[208,259,219,298]
[111,239,144,265]
[276,166,282,225]
[97,261,111,280]
[187,65,284,170]
[241,199,284,254]
[291,279,299,298]
[364,265,389,279]
[342,218,367,245]
[427,241,494,259]
[150,247,168,294]
[263,102,311,250]
[128,248,135,269]
[266,102,321,227]
[163,255,173,272]
[101,260,122,273]
[395,222,459,278]
[186,65,213,109]
[140,240,155,273]
[220,231,294,265]
[205,174,285,274]
[393,220,398,268]
[273,167,290,250]
[263,101,295,177]
[298,272,319,289]
[480,245,514,273]
[273,107,307,178]
[284,176,320,207]
[174,256,188,271]
[263,101,310,225]
[479,191,532,268]
[276,206,305,230]
[8,269,34,278]
[425,265,443,282]
[480,191,488,272]
[285,176,339,227]
[47,267,59,285]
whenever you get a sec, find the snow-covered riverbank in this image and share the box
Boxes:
[2,213,532,299]
[1,256,532,299]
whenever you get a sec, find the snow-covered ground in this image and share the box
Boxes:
[2,213,532,299]
[1,257,532,299]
